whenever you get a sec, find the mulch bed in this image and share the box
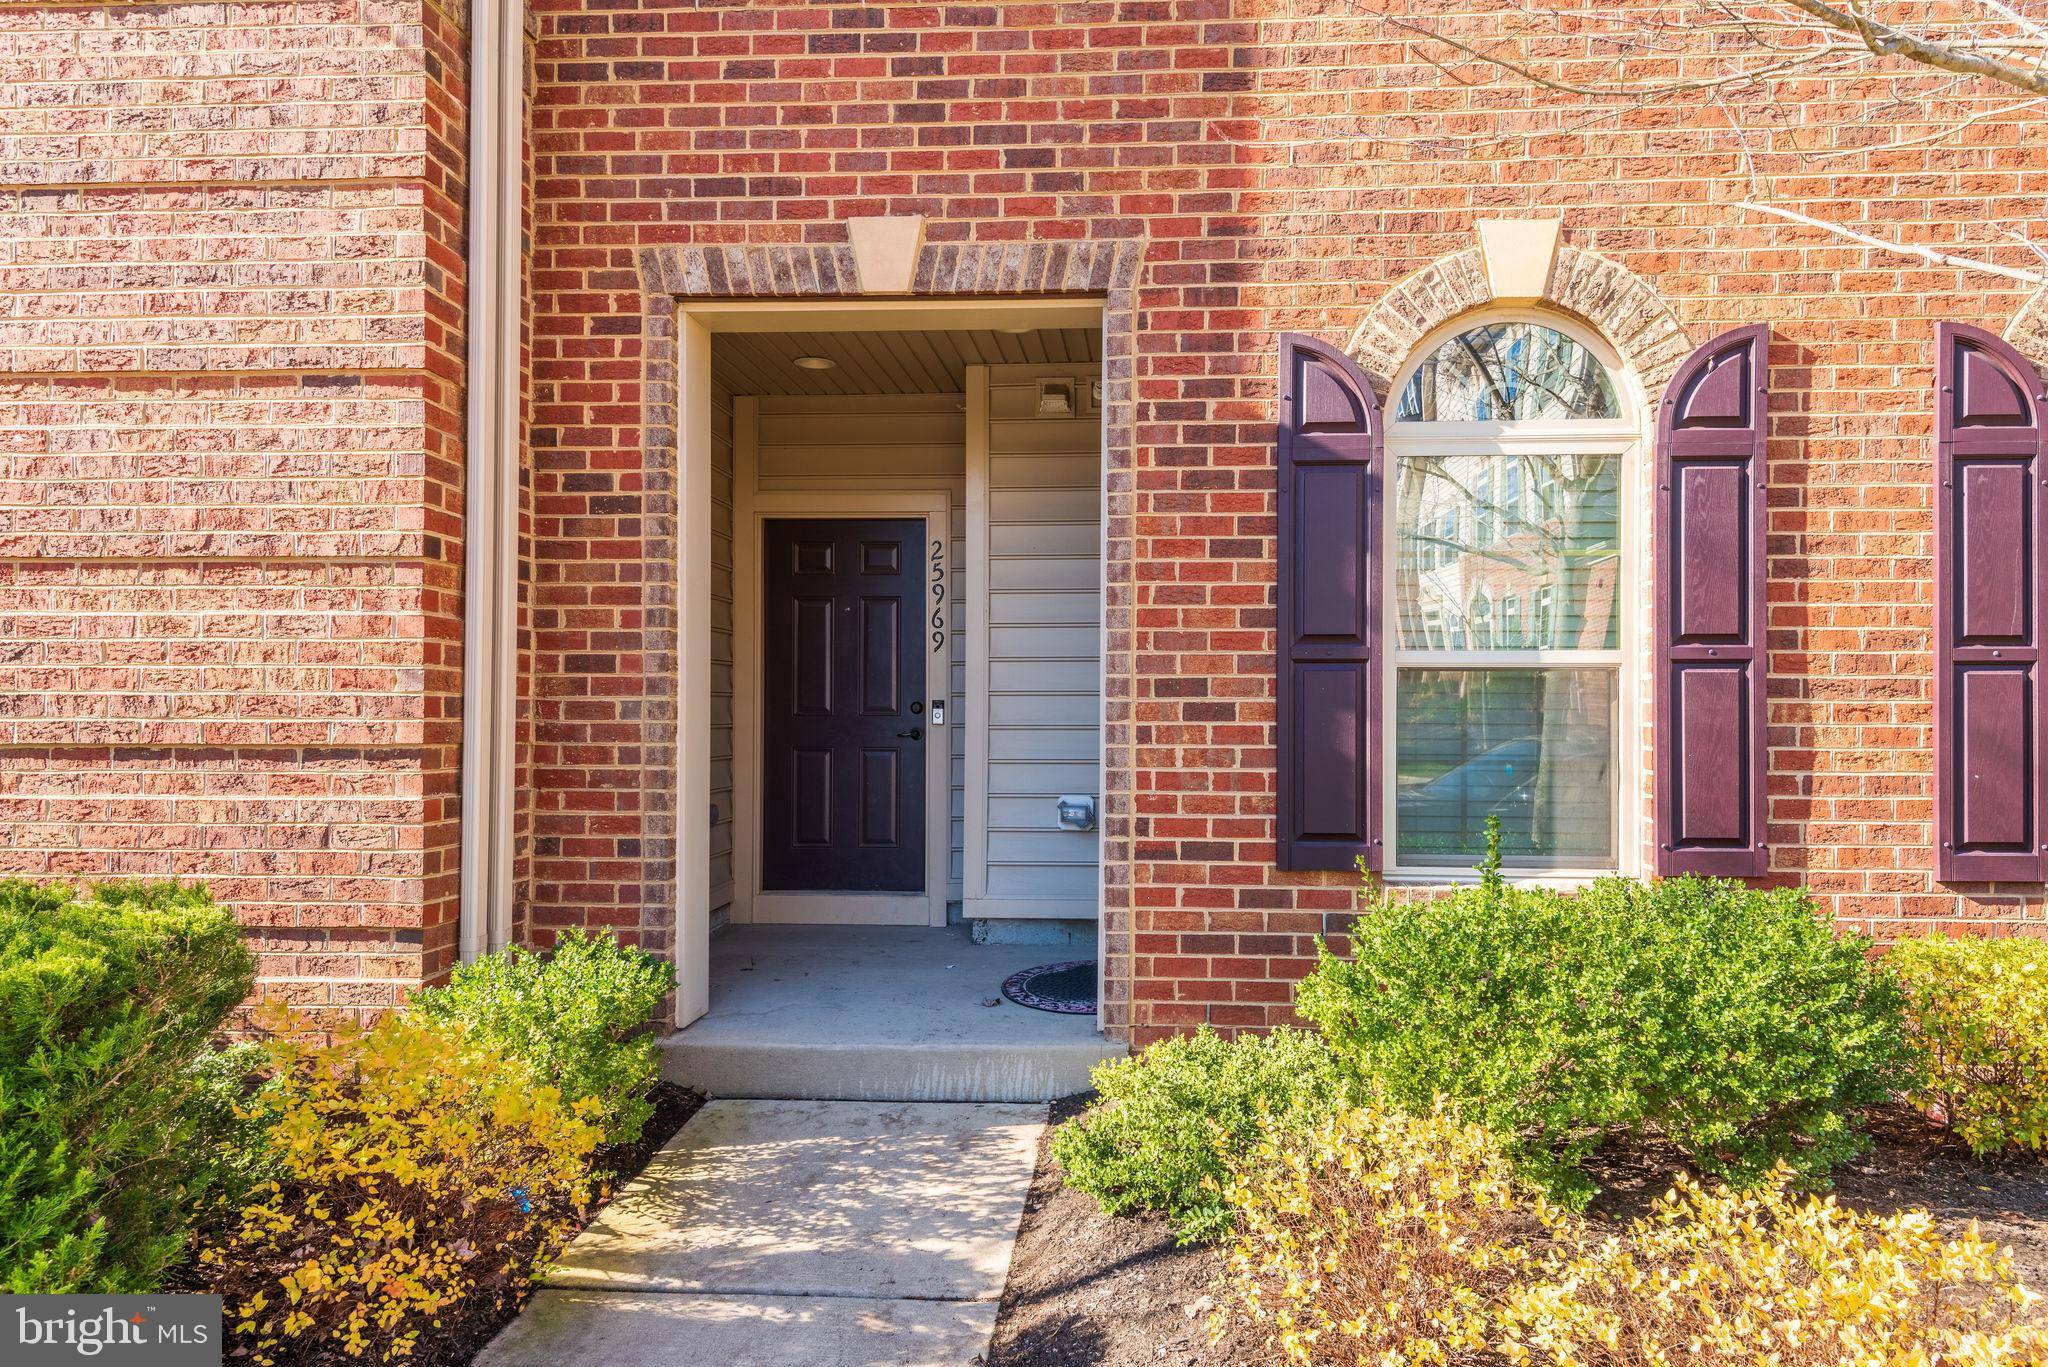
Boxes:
[988,1097,2048,1367]
[1835,1106,2048,1283]
[208,1081,704,1367]
[986,1094,1259,1367]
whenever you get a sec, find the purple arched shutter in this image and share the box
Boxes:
[1655,324,1770,877]
[1275,333,1384,871]
[1935,323,2048,883]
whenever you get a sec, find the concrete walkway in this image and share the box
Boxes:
[478,1098,1045,1367]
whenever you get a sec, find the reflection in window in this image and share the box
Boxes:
[1394,452,1619,651]
[1388,314,1630,871]
[1396,321,1622,423]
[1394,669,1616,868]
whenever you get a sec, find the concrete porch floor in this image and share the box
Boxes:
[660,923,1127,1102]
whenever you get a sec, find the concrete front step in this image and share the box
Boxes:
[663,1033,1123,1103]
[662,923,1127,1103]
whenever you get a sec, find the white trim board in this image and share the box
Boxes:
[675,315,715,1027]
[457,0,524,963]
[963,366,991,903]
[672,298,1112,1031]
[969,897,1098,920]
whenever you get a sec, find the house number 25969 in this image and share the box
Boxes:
[930,539,946,653]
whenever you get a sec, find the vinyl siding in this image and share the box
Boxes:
[970,364,1102,913]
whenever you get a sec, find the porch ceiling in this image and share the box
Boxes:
[710,327,1101,397]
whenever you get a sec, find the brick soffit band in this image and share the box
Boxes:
[1346,244,1695,396]
[633,238,1144,1026]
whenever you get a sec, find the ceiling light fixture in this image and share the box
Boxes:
[793,355,836,370]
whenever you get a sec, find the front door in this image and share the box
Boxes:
[761,518,928,893]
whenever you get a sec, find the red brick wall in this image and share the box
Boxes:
[19,2,2038,1039]
[524,0,2048,1043]
[0,1,470,1023]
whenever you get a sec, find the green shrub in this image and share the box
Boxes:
[1050,1026,1348,1244]
[410,928,674,1146]
[0,880,255,1292]
[1890,934,2048,1155]
[185,1042,284,1202]
[1295,838,1909,1206]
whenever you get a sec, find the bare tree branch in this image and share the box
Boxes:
[1358,0,2048,289]
[1378,11,1846,99]
[1738,201,2047,284]
[1774,0,2048,94]
[1790,93,2047,158]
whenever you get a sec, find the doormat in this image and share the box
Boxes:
[1001,961,1097,1015]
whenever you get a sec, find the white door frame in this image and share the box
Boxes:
[732,489,954,928]
[673,297,1105,1029]
[676,315,715,1027]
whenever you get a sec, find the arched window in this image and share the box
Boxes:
[1388,313,1636,873]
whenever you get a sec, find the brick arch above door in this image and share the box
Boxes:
[1345,243,1695,397]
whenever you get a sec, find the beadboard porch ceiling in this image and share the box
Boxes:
[711,327,1101,397]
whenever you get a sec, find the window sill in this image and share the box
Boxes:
[1378,869,1619,892]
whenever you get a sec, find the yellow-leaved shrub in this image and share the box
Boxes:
[1216,1102,1564,1365]
[198,1007,602,1364]
[1498,1167,2046,1366]
[1891,934,2048,1155]
[1218,1106,2048,1366]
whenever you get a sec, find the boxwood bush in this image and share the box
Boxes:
[410,928,674,1146]
[1295,838,1909,1205]
[1051,1026,1349,1244]
[0,880,255,1292]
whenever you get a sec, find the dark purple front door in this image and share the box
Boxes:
[761,518,928,893]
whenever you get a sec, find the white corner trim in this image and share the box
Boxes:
[459,0,525,963]
[729,397,760,926]
[1477,218,1563,303]
[846,216,926,295]
[962,365,992,903]
[677,315,715,1026]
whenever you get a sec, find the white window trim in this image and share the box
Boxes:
[1381,309,1649,884]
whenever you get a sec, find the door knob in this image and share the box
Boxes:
[897,727,923,741]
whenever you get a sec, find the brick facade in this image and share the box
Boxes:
[0,1,470,1024]
[524,0,2048,1044]
[12,1,2048,1043]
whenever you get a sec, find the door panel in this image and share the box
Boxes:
[762,518,928,892]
